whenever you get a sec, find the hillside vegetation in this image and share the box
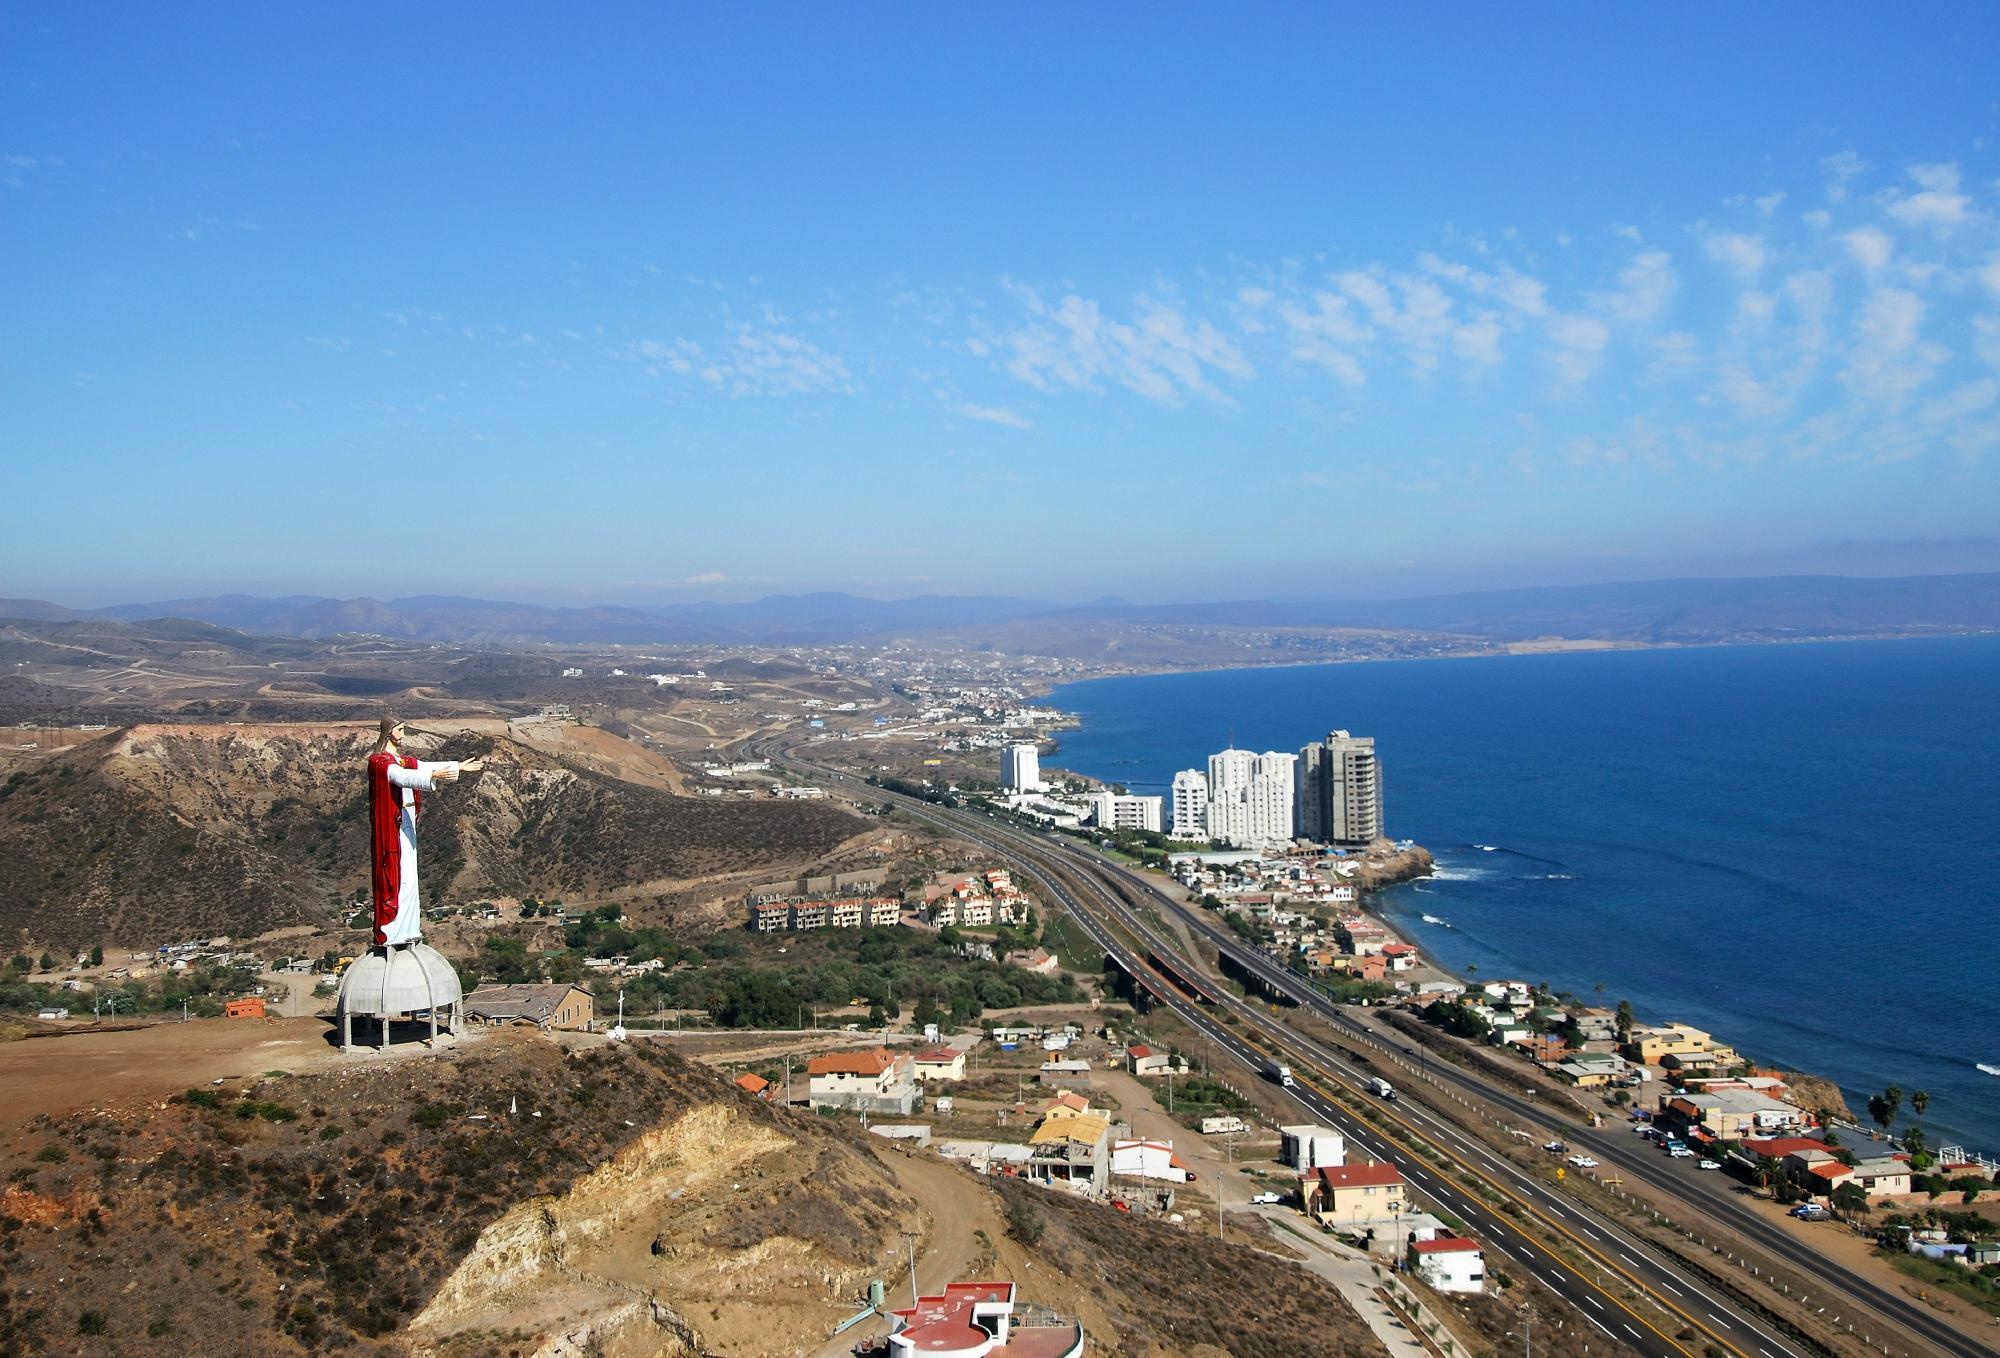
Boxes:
[0,1034,913,1358]
[0,723,862,950]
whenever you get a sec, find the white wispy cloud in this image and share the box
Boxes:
[987,287,1250,403]
[1842,226,1894,272]
[631,324,852,397]
[954,400,1032,428]
[1541,311,1612,393]
[1702,229,1768,279]
[1884,162,1972,229]
[1593,250,1676,325]
[1841,286,1943,405]
[1822,150,1868,203]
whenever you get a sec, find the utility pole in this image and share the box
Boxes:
[900,1230,921,1307]
[1514,1303,1535,1358]
[1218,1130,1234,1242]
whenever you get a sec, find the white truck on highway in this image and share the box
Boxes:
[1370,1076,1397,1100]
[1267,1060,1296,1088]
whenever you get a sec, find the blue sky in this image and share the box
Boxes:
[6,5,2000,606]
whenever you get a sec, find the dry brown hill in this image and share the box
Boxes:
[0,1023,1391,1358]
[0,722,862,950]
[0,1033,914,1357]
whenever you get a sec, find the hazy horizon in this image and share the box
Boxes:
[15,561,2000,619]
[7,6,2000,605]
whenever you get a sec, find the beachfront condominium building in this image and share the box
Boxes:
[1206,748,1297,847]
[1000,742,1042,792]
[1296,730,1382,845]
[1086,791,1164,834]
[1169,769,1209,840]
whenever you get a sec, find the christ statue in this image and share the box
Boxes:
[367,717,482,948]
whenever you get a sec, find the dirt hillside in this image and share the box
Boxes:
[0,1032,914,1357]
[0,722,861,950]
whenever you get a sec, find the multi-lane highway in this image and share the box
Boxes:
[767,742,1980,1358]
[909,798,1811,1358]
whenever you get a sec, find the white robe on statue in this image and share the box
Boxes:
[380,758,458,946]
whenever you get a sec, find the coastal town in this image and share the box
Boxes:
[3,650,1996,1357]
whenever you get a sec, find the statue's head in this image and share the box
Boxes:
[375,716,405,753]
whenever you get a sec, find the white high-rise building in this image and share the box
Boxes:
[1169,769,1209,840]
[1086,791,1164,834]
[1204,748,1296,848]
[1000,742,1042,792]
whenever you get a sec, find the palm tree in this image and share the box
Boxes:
[1911,1089,1929,1122]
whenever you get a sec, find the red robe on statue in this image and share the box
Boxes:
[368,751,429,947]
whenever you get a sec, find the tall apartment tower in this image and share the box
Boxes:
[1296,730,1382,845]
[1000,742,1042,792]
[1205,748,1297,847]
[1169,768,1209,840]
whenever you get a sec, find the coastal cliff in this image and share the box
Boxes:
[1351,840,1433,891]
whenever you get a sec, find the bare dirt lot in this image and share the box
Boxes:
[0,1015,350,1130]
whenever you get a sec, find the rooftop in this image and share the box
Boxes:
[1411,1237,1485,1254]
[1308,1162,1404,1190]
[807,1048,900,1078]
[1029,1113,1111,1147]
[462,982,590,1024]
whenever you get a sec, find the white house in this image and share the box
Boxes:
[1111,1138,1191,1184]
[807,1048,918,1114]
[1125,1044,1190,1078]
[1408,1236,1486,1294]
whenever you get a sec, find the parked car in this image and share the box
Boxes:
[1543,1140,1567,1153]
[1790,1204,1830,1220]
[1697,1159,1721,1170]
[1668,1146,1697,1159]
[1566,1155,1599,1169]
[1250,1191,1283,1205]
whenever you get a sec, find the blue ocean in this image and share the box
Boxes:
[1045,635,2000,1153]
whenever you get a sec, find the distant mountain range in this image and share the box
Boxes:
[4,572,2000,648]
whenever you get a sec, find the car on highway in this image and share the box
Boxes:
[1249,1191,1283,1205]
[1697,1158,1722,1170]
[1668,1146,1697,1159]
[1565,1154,1599,1169]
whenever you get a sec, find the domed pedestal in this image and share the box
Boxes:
[335,942,463,1051]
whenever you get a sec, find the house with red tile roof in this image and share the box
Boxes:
[1301,1162,1406,1227]
[914,1047,967,1082]
[733,1071,770,1099]
[806,1047,917,1114]
[1740,1135,1830,1160]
